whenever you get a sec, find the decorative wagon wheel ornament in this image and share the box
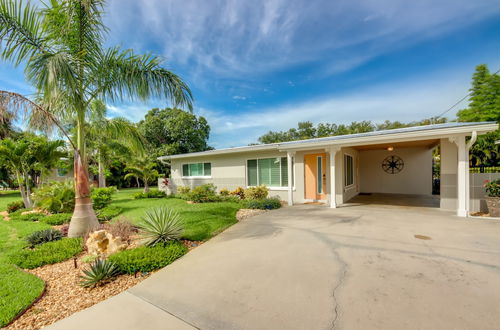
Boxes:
[382,155,404,174]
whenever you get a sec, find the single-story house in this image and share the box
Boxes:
[159,122,498,217]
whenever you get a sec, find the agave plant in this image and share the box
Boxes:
[26,229,63,248]
[80,259,121,288]
[138,207,184,247]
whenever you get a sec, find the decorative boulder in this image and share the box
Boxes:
[86,230,128,256]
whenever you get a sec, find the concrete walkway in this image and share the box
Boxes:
[49,204,500,330]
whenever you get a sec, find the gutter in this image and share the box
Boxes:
[465,130,478,217]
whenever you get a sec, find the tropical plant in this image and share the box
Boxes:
[6,200,24,213]
[26,229,63,248]
[32,181,75,213]
[484,179,500,197]
[138,207,184,247]
[90,186,116,209]
[79,258,121,288]
[187,183,220,203]
[244,185,269,200]
[0,0,192,237]
[124,158,159,193]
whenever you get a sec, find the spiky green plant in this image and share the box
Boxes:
[79,259,120,288]
[138,207,184,247]
[26,229,62,248]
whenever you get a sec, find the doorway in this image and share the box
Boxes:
[304,153,327,200]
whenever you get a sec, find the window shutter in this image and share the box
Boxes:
[280,157,288,187]
[204,163,211,176]
[182,164,189,176]
[247,160,258,186]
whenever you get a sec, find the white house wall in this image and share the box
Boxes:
[358,147,433,195]
[440,138,458,210]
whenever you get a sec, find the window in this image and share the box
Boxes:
[182,163,211,177]
[344,154,354,187]
[247,157,289,187]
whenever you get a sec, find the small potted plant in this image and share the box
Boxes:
[484,179,500,217]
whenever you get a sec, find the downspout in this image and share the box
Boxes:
[465,131,477,216]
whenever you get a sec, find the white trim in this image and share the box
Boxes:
[343,153,355,188]
[181,176,212,179]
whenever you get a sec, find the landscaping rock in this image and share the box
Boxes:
[236,209,267,221]
[86,230,127,257]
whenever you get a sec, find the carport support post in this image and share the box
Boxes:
[329,147,340,208]
[457,136,468,217]
[287,151,295,206]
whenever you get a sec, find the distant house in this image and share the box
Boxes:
[160,122,498,217]
[43,167,74,184]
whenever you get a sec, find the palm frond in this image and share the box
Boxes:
[0,0,49,65]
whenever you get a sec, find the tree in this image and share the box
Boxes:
[0,0,192,237]
[457,64,500,166]
[86,100,145,187]
[0,134,65,207]
[124,157,159,193]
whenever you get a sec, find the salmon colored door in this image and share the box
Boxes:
[304,153,327,200]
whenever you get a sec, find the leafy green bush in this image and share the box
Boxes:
[219,188,230,196]
[33,181,75,213]
[91,187,117,209]
[133,189,167,199]
[108,243,187,274]
[6,209,28,219]
[96,205,123,222]
[41,213,72,225]
[138,207,183,246]
[7,200,24,213]
[13,212,47,222]
[176,186,191,194]
[187,183,220,203]
[26,229,62,247]
[79,259,121,288]
[244,198,282,210]
[244,185,269,200]
[484,179,500,197]
[8,238,82,269]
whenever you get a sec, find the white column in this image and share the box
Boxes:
[287,151,295,206]
[457,136,467,217]
[329,148,339,208]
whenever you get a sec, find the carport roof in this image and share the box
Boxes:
[159,121,498,160]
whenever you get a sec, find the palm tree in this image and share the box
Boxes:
[0,0,192,237]
[124,158,159,193]
[86,100,145,187]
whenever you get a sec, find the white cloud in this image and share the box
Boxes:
[232,95,247,100]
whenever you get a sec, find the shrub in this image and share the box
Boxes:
[7,209,28,219]
[41,213,72,225]
[90,187,117,209]
[8,238,82,269]
[244,185,269,200]
[102,217,137,243]
[133,189,167,199]
[79,259,121,288]
[7,200,24,213]
[33,181,75,213]
[108,243,187,274]
[187,184,220,203]
[138,207,183,247]
[177,186,191,194]
[244,198,282,210]
[230,187,245,199]
[219,188,230,196]
[13,212,47,222]
[96,206,123,222]
[26,229,62,247]
[484,179,500,197]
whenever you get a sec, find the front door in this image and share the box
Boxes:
[304,153,327,200]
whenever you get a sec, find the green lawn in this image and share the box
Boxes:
[0,188,242,326]
[112,188,242,241]
[0,190,22,212]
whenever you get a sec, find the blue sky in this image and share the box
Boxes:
[1,0,500,148]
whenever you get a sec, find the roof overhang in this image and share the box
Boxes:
[159,122,498,160]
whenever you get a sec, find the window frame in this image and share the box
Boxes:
[181,162,212,178]
[246,156,293,189]
[344,154,354,188]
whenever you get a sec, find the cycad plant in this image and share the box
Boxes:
[138,207,184,247]
[124,158,159,193]
[0,0,192,237]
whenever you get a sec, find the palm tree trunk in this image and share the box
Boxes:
[16,171,32,208]
[68,113,99,237]
[136,177,140,188]
[98,153,106,188]
[144,180,150,193]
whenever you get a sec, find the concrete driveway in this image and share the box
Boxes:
[50,204,500,330]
